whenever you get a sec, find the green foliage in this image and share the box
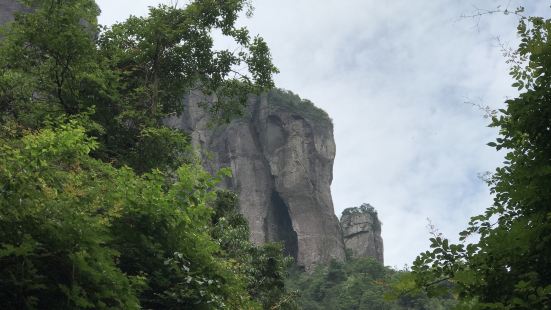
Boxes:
[212,191,299,309]
[123,126,194,174]
[0,0,292,308]
[0,0,278,173]
[94,0,277,167]
[0,122,260,309]
[341,203,378,217]
[405,13,551,310]
[0,122,140,309]
[286,257,455,310]
[267,88,332,125]
[0,0,102,127]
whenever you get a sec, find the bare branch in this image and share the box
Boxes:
[464,97,497,119]
[426,218,442,239]
[460,4,525,20]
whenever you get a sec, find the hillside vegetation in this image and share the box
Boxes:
[0,0,295,309]
[268,89,332,125]
[1,0,549,309]
[286,258,455,310]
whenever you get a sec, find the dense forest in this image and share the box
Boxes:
[1,0,550,309]
[0,0,291,308]
[286,257,456,310]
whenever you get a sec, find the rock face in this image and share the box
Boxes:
[0,0,30,26]
[166,89,346,269]
[340,204,384,264]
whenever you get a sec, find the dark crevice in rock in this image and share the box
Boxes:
[268,191,298,260]
[343,230,371,239]
[164,90,345,268]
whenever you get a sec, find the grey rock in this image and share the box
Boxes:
[340,204,384,264]
[166,89,346,269]
[0,0,96,38]
[0,0,30,26]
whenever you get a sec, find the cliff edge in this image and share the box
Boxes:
[166,89,346,269]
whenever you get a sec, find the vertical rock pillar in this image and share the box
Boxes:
[340,204,384,264]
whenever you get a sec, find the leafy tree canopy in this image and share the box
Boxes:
[0,0,296,309]
[286,257,456,310]
[0,121,254,309]
[0,0,278,173]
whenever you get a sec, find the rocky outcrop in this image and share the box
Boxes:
[166,89,346,269]
[340,204,384,264]
[0,0,30,26]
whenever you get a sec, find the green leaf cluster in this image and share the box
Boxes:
[0,122,262,309]
[0,0,296,309]
[286,258,455,310]
[341,203,378,217]
[0,0,278,173]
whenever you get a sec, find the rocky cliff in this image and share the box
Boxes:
[0,1,383,268]
[166,89,346,269]
[340,204,384,264]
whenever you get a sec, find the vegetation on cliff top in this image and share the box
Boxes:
[341,203,379,219]
[341,203,382,234]
[268,88,332,125]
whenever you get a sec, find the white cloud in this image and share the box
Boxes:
[95,0,549,267]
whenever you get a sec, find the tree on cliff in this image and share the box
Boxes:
[397,10,551,309]
[0,0,293,309]
[1,0,278,173]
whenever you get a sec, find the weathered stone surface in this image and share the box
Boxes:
[340,204,384,264]
[0,0,30,26]
[166,89,346,269]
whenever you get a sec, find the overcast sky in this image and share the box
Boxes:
[96,0,549,268]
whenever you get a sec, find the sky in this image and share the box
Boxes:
[96,0,549,268]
